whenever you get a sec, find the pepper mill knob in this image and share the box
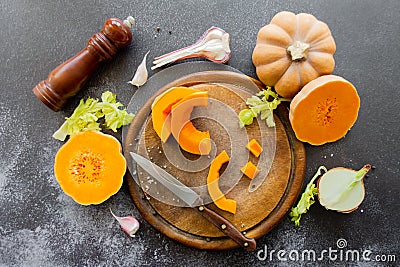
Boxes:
[33,17,135,111]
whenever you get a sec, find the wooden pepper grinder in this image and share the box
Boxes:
[33,16,135,111]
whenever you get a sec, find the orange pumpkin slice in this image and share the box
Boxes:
[171,91,211,155]
[207,150,236,214]
[151,87,199,142]
[289,75,360,145]
[54,130,126,205]
[240,161,260,179]
[246,139,263,157]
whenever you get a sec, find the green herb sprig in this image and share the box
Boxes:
[289,166,327,226]
[53,91,135,141]
[238,87,290,128]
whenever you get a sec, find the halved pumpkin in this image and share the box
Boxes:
[151,87,199,142]
[54,130,126,205]
[207,150,236,214]
[171,91,211,155]
[289,75,360,145]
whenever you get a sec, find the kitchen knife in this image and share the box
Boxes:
[130,152,256,252]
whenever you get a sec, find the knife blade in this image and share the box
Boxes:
[130,152,256,252]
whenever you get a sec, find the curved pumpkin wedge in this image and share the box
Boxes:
[54,130,126,205]
[171,91,211,155]
[151,87,199,142]
[289,75,360,145]
[207,150,236,214]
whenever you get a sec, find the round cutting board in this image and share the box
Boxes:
[122,62,305,250]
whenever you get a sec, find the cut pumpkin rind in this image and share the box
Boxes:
[151,86,199,142]
[207,150,236,214]
[54,130,126,205]
[171,91,211,155]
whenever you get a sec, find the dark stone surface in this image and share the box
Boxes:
[0,0,399,266]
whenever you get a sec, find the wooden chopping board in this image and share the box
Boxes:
[122,63,305,250]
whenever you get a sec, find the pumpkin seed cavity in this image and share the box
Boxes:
[316,97,338,126]
[69,150,105,184]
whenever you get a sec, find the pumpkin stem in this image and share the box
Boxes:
[287,41,310,61]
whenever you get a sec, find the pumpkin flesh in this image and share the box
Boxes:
[54,130,126,205]
[151,87,199,142]
[240,161,260,180]
[289,75,360,145]
[246,139,263,158]
[207,150,236,214]
[171,91,211,155]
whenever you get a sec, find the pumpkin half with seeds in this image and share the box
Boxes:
[252,11,336,98]
[289,75,360,145]
[54,130,126,205]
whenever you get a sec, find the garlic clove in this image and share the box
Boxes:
[152,27,231,70]
[110,208,140,237]
[128,51,150,87]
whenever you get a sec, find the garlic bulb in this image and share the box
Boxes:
[152,27,231,70]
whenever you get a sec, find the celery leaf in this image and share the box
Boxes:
[52,97,103,141]
[238,87,290,128]
[100,91,135,132]
[289,166,327,226]
[52,91,135,141]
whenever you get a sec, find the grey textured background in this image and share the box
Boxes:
[0,0,399,266]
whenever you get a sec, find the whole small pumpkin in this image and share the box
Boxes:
[252,11,336,98]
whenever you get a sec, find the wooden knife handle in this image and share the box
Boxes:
[197,205,257,252]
